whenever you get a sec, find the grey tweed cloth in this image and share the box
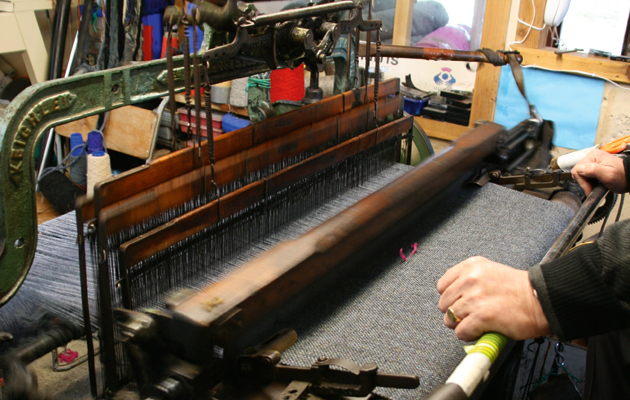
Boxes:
[0,163,575,399]
[280,179,575,399]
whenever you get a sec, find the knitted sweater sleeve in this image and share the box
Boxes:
[529,218,630,341]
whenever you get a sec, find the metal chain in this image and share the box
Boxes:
[373,28,381,126]
[203,62,219,201]
[203,67,214,165]
[363,0,372,105]
[182,14,193,147]
[353,27,360,89]
[352,27,361,106]
[191,15,203,171]
[165,15,177,142]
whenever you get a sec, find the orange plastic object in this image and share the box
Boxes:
[601,134,630,154]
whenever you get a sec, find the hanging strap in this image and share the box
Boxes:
[506,52,528,103]
[505,51,541,120]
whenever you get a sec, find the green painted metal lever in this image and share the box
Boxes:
[0,56,195,305]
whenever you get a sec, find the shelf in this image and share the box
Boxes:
[414,116,471,141]
[514,46,630,84]
[174,93,248,117]
[0,0,53,83]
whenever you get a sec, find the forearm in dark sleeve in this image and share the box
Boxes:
[529,219,630,341]
[624,156,630,191]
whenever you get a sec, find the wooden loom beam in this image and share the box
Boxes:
[76,80,399,222]
[157,122,508,369]
[97,92,403,235]
[119,115,414,269]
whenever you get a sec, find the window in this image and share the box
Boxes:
[368,0,484,50]
[558,0,630,55]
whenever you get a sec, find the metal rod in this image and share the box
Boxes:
[76,210,98,397]
[359,43,522,65]
[250,1,356,27]
[541,184,609,262]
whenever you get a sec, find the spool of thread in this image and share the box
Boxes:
[230,77,249,108]
[87,130,104,154]
[270,65,304,103]
[550,145,599,170]
[211,81,232,104]
[87,150,112,198]
[69,133,87,186]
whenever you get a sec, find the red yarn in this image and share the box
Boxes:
[399,243,418,262]
[161,36,178,58]
[270,65,305,103]
[142,26,153,61]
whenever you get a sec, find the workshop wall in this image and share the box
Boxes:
[504,0,630,150]
[1,5,79,83]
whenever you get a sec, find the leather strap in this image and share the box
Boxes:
[506,52,528,104]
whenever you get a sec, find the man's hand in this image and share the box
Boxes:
[571,149,627,195]
[436,257,552,342]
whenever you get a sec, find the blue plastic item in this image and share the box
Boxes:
[222,113,251,133]
[87,130,104,154]
[141,13,164,59]
[142,0,170,16]
[403,97,429,116]
[70,133,85,156]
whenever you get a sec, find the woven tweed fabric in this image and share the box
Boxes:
[0,164,415,338]
[279,182,575,399]
[0,164,575,399]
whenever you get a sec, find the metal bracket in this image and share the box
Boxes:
[485,168,573,191]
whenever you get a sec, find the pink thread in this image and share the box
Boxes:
[58,348,79,364]
[399,243,418,261]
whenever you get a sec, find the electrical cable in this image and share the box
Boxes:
[522,64,630,91]
[615,193,625,222]
[521,339,543,400]
[508,0,547,50]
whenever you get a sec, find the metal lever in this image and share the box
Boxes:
[237,330,419,397]
[276,356,419,397]
[486,168,574,191]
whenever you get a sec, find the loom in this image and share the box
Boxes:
[0,1,602,399]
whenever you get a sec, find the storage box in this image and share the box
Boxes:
[403,97,429,116]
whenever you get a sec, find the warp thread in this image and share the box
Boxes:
[87,151,112,198]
